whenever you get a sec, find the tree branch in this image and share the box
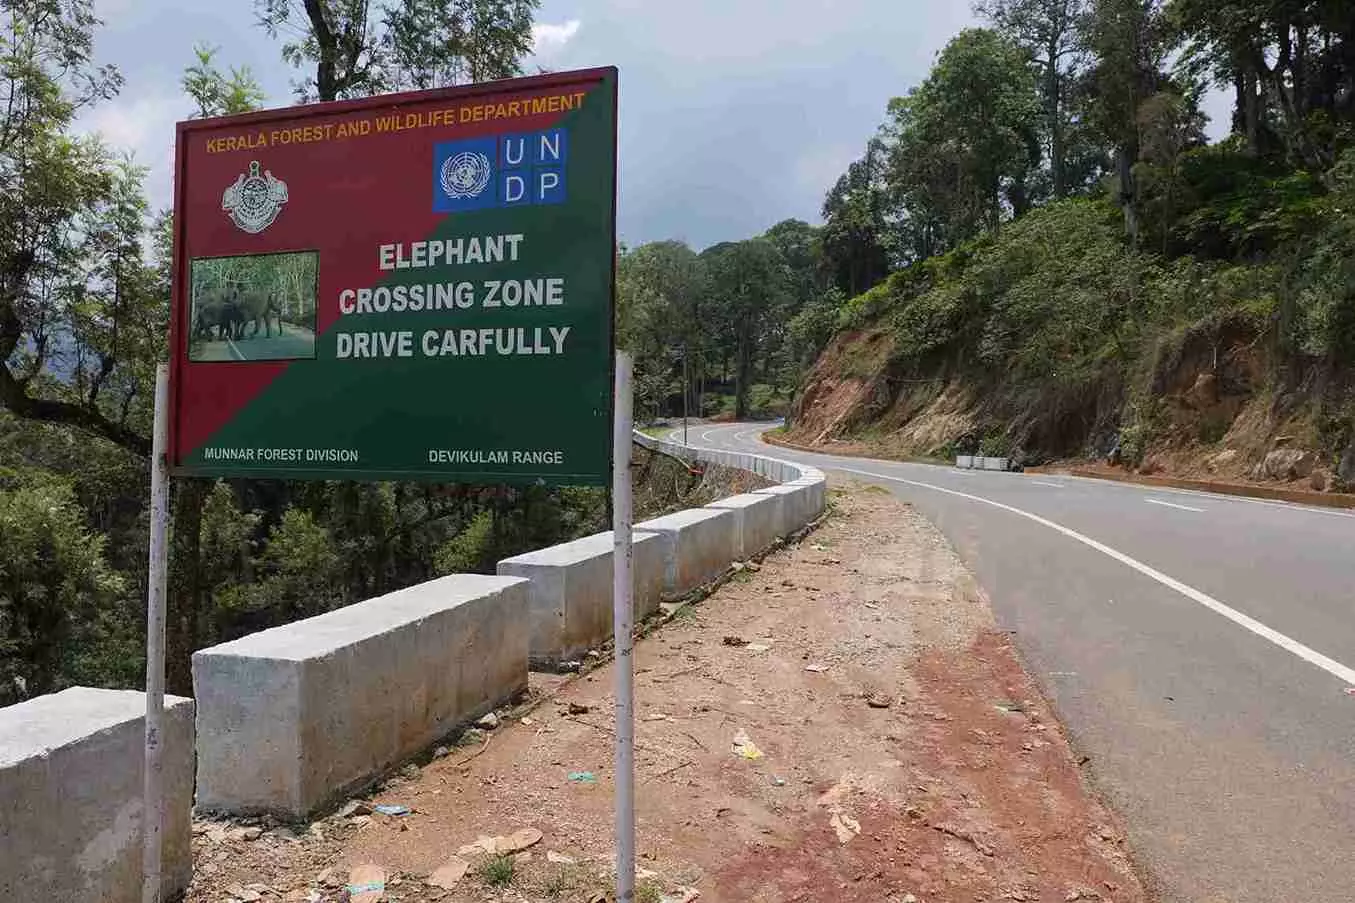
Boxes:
[0,362,151,456]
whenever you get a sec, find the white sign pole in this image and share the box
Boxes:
[612,350,636,903]
[142,363,170,903]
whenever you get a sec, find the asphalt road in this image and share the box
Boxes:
[190,322,316,362]
[682,422,1355,903]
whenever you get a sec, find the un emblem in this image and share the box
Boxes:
[440,151,492,200]
[222,161,288,234]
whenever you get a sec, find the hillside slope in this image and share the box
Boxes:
[788,193,1355,492]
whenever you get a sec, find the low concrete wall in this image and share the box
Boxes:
[636,507,739,597]
[754,482,816,537]
[193,574,528,818]
[181,427,825,825]
[0,687,194,903]
[634,426,827,547]
[706,491,784,560]
[498,529,666,664]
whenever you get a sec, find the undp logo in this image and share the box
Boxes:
[432,128,568,213]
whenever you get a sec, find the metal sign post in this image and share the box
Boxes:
[612,350,636,902]
[143,363,170,903]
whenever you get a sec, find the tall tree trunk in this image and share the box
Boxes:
[303,0,340,102]
[734,321,751,420]
[1048,35,1066,199]
[1243,68,1261,156]
[1117,149,1139,243]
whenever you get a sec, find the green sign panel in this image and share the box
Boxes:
[168,68,617,484]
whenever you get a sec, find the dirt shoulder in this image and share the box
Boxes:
[188,486,1147,903]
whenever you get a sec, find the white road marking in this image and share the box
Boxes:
[828,464,1355,687]
[225,337,245,361]
[700,427,722,444]
[1052,473,1355,521]
[1152,484,1355,520]
[1031,480,1065,489]
[1145,498,1205,513]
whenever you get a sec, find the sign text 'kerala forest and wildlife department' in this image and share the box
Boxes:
[168,68,617,484]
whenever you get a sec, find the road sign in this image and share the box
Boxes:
[168,68,617,484]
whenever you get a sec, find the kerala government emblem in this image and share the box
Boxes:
[222,161,289,234]
[440,150,493,199]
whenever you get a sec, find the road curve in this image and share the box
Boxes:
[684,422,1355,903]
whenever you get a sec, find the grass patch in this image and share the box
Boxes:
[669,604,699,621]
[477,854,515,888]
[531,862,597,899]
[636,879,664,903]
[638,423,671,438]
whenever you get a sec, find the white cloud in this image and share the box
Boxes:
[532,19,581,56]
[76,92,185,211]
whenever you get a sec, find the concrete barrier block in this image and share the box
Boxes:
[758,458,783,481]
[193,575,528,818]
[792,477,827,518]
[705,492,783,559]
[755,482,816,535]
[0,688,194,903]
[636,507,739,597]
[498,530,665,664]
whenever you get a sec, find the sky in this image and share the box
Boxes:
[79,0,1231,251]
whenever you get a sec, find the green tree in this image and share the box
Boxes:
[763,218,826,307]
[1082,0,1172,241]
[257,0,542,100]
[0,0,152,454]
[383,0,539,89]
[1170,0,1354,169]
[1134,90,1207,251]
[975,0,1099,198]
[787,287,846,370]
[884,29,1043,249]
[617,240,709,419]
[216,508,344,632]
[255,0,385,102]
[182,44,267,117]
[820,139,891,295]
[703,239,788,419]
[0,472,124,704]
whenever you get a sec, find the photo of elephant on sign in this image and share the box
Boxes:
[188,251,317,362]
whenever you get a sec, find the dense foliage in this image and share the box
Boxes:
[0,0,615,705]
[796,0,1355,477]
[617,219,834,421]
[8,0,1355,704]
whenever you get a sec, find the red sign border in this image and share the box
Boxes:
[167,67,619,482]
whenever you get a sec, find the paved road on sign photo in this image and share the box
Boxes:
[191,323,316,362]
[676,422,1355,903]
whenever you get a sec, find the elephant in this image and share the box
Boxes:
[194,292,245,341]
[233,287,282,339]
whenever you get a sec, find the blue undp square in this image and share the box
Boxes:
[433,137,499,213]
[534,166,567,205]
